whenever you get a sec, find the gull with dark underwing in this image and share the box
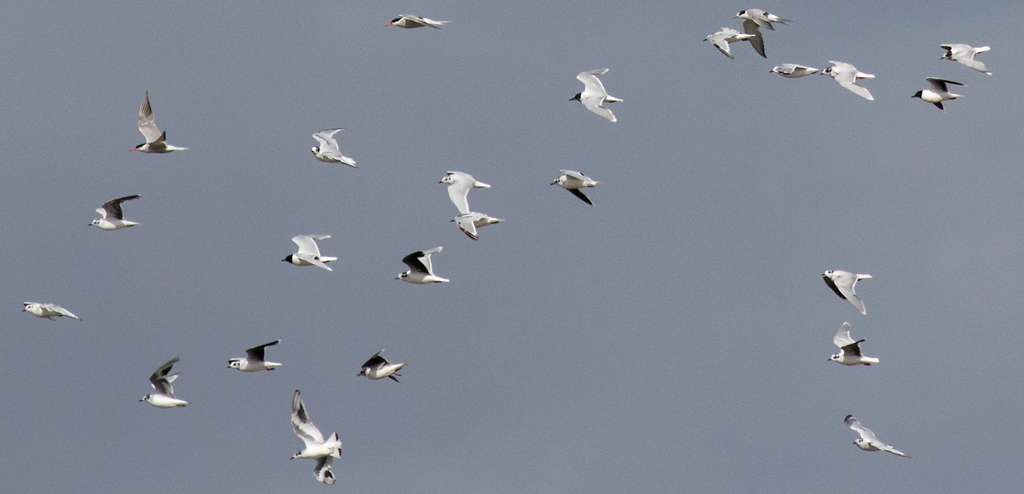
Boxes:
[823,270,871,315]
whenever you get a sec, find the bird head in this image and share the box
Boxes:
[911,90,924,99]
[228,359,242,369]
[396,272,409,280]
[570,93,582,102]
[282,255,293,263]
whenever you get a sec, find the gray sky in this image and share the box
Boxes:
[1,1,1022,492]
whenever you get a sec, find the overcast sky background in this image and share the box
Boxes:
[0,1,1021,492]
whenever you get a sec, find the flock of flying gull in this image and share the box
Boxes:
[17,8,996,485]
[704,9,991,106]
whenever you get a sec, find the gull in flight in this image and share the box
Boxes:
[453,212,503,241]
[912,77,965,110]
[140,357,188,408]
[440,171,490,215]
[22,302,80,321]
[821,61,875,101]
[552,170,600,205]
[770,63,820,78]
[282,235,337,271]
[940,44,991,75]
[734,9,791,30]
[704,28,757,59]
[385,14,450,29]
[844,415,910,458]
[228,340,282,371]
[358,349,405,382]
[829,322,878,366]
[823,270,872,315]
[396,247,448,283]
[291,390,341,485]
[311,129,356,167]
[131,91,187,153]
[571,69,622,122]
[90,195,140,230]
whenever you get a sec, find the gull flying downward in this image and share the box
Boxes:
[552,170,600,205]
[131,91,187,153]
[912,77,965,110]
[821,61,875,101]
[386,14,450,29]
[571,69,622,122]
[311,129,356,167]
[228,340,282,371]
[704,28,757,59]
[140,357,188,408]
[940,44,991,75]
[829,322,878,366]
[23,302,80,321]
[282,235,337,271]
[358,349,405,382]
[291,390,341,485]
[823,270,872,315]
[845,415,910,458]
[396,247,448,283]
[90,195,140,230]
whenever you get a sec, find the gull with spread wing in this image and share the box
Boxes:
[291,390,341,485]
[282,235,337,272]
[131,91,187,153]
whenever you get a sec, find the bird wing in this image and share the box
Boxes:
[456,214,479,240]
[314,456,336,485]
[560,169,587,181]
[296,254,332,271]
[149,357,181,397]
[829,64,873,101]
[419,246,442,274]
[292,235,328,257]
[957,57,990,74]
[709,32,734,59]
[576,69,610,96]
[880,444,911,458]
[581,95,617,122]
[362,349,389,370]
[832,271,867,314]
[845,415,880,443]
[926,77,963,92]
[833,322,855,347]
[137,91,162,143]
[446,173,473,215]
[569,188,593,205]
[742,20,766,58]
[43,304,78,320]
[401,251,431,274]
[102,195,140,220]
[312,129,342,152]
[246,340,279,361]
[291,390,325,446]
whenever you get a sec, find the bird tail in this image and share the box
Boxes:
[856,72,875,79]
[319,256,338,262]
[605,95,623,103]
[976,46,990,53]
[473,181,491,188]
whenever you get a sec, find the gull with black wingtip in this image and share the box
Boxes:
[228,340,282,372]
[358,349,405,382]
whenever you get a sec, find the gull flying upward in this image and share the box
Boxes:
[940,44,991,75]
[912,77,965,110]
[131,91,187,153]
[704,28,757,60]
[140,357,188,408]
[844,415,910,458]
[440,171,490,215]
[571,69,622,123]
[829,322,878,366]
[291,390,342,485]
[385,14,450,29]
[823,270,872,315]
[821,61,875,101]
[552,170,600,205]
[770,63,820,78]
[90,195,140,230]
[396,247,448,283]
[22,302,80,321]
[358,349,405,382]
[311,129,356,167]
[228,340,282,371]
[282,235,337,271]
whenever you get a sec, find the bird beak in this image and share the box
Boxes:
[549,181,557,185]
